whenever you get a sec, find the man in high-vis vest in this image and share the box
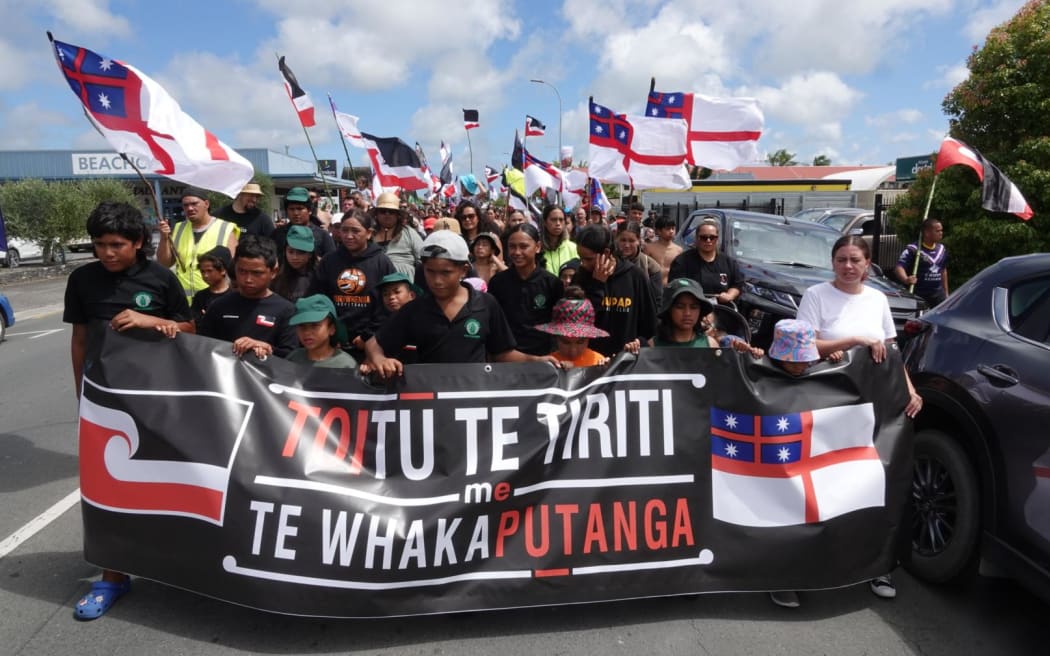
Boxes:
[157,188,241,302]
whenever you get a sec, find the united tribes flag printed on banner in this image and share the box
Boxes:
[51,35,254,198]
[710,403,885,527]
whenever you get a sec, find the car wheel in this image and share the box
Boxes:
[6,248,20,268]
[0,314,5,343]
[907,428,981,583]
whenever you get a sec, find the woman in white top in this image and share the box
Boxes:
[796,235,922,601]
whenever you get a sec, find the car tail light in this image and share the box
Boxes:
[902,319,929,336]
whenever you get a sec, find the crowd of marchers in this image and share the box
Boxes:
[63,180,925,618]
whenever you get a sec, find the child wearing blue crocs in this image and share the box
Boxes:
[64,202,193,620]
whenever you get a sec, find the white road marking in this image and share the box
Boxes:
[0,489,80,560]
[6,328,65,339]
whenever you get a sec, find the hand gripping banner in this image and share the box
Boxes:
[78,331,912,617]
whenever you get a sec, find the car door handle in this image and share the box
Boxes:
[977,363,1019,386]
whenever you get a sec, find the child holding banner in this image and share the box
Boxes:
[64,201,194,620]
[364,231,561,376]
[534,287,609,368]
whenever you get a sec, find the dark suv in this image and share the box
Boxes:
[675,209,925,346]
[902,253,1050,601]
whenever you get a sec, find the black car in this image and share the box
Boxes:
[675,209,926,346]
[902,253,1050,601]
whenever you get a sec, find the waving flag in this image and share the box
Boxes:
[588,178,611,215]
[50,35,253,197]
[502,167,527,211]
[646,81,763,170]
[439,141,453,185]
[523,149,564,196]
[484,165,501,188]
[463,108,479,130]
[560,168,589,209]
[588,98,690,190]
[278,56,316,128]
[362,133,429,191]
[934,137,1033,220]
[415,142,439,195]
[710,403,884,527]
[329,97,365,148]
[512,130,524,171]
[525,115,546,137]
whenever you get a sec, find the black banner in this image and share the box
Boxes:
[79,331,912,617]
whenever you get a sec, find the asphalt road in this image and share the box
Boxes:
[0,275,1045,655]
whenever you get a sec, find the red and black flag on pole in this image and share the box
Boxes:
[463,108,479,130]
[278,55,316,128]
[934,137,1033,220]
[525,115,546,137]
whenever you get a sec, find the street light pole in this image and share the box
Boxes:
[530,78,562,165]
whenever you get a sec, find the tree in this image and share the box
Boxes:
[767,149,797,166]
[812,155,832,166]
[0,179,136,262]
[890,0,1049,285]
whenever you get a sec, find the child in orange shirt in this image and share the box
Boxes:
[535,287,610,368]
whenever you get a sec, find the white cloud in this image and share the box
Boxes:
[750,72,863,126]
[46,0,131,37]
[0,101,70,148]
[255,1,520,91]
[866,108,924,127]
[924,62,970,90]
[0,38,34,91]
[963,0,1028,42]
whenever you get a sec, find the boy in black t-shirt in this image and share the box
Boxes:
[190,245,232,325]
[197,235,298,358]
[364,231,560,377]
[63,201,193,621]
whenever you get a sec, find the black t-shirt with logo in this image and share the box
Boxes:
[376,284,516,364]
[309,243,396,342]
[196,292,298,357]
[487,267,564,356]
[63,259,191,325]
[667,249,743,297]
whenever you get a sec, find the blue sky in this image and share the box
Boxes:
[0,0,1029,184]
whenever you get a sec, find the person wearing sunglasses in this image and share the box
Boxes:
[667,217,743,306]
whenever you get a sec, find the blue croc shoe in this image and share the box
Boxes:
[74,578,130,621]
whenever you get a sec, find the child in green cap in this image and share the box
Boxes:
[285,294,357,369]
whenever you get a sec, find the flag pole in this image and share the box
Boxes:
[465,126,474,176]
[908,172,939,294]
[327,94,356,190]
[276,53,333,207]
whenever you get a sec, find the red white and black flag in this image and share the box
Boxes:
[525,115,546,137]
[362,133,429,191]
[463,108,479,130]
[278,55,316,128]
[934,137,1033,220]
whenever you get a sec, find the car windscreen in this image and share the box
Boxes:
[729,220,839,268]
[819,214,855,232]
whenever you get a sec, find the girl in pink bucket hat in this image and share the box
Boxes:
[534,288,610,367]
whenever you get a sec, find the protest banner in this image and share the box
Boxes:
[79,330,911,617]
